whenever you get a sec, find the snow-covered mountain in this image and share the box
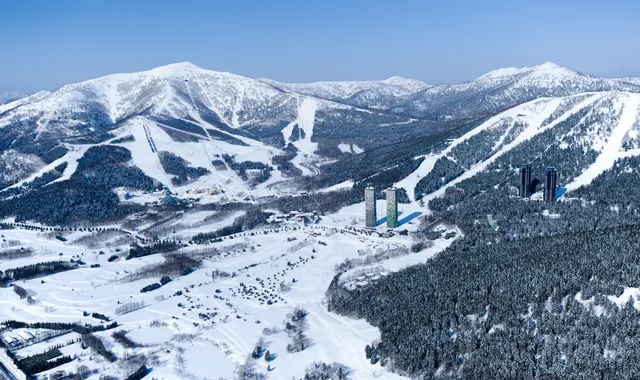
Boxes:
[0,62,431,145]
[265,62,640,120]
[0,62,438,153]
[3,61,637,150]
[5,64,640,380]
[261,76,432,109]
[2,61,640,212]
[394,90,640,203]
[1,62,296,137]
[396,62,640,119]
[0,90,50,113]
[0,62,440,194]
[0,91,28,105]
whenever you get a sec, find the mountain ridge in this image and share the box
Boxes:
[5,60,639,122]
[2,61,640,214]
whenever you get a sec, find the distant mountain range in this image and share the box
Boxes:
[264,62,640,119]
[1,61,640,222]
[0,91,28,105]
[3,61,638,137]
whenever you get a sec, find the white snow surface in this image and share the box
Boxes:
[476,62,576,81]
[565,93,640,191]
[293,98,318,155]
[6,62,640,380]
[0,208,455,379]
[261,76,431,100]
[392,91,640,210]
[338,144,364,154]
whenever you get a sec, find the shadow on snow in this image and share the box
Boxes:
[398,211,422,227]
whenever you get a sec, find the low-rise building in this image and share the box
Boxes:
[161,194,180,205]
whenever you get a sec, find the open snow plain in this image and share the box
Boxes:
[0,208,457,380]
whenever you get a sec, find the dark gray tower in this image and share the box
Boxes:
[519,165,532,198]
[365,187,377,228]
[544,168,557,202]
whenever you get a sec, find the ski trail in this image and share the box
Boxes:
[186,80,270,149]
[294,98,318,155]
[489,117,518,152]
[281,118,297,144]
[418,95,602,210]
[395,99,553,201]
[184,81,216,165]
[395,106,527,201]
[128,119,173,188]
[232,86,245,128]
[184,81,238,197]
[3,145,87,191]
[184,82,280,198]
[281,95,301,144]
[279,96,319,175]
[142,123,157,152]
[565,93,640,191]
[396,94,602,204]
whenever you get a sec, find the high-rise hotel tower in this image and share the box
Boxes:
[519,165,532,198]
[386,188,398,228]
[365,187,377,228]
[544,168,557,202]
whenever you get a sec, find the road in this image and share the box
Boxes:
[0,355,20,380]
[0,362,13,380]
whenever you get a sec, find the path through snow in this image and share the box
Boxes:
[565,93,640,191]
[294,98,318,155]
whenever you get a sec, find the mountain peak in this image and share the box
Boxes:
[381,76,430,92]
[149,61,203,77]
[476,62,576,81]
[383,76,426,85]
[383,75,411,83]
[533,61,562,70]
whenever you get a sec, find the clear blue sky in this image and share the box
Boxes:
[2,0,640,93]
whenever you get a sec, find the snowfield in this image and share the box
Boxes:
[394,91,640,209]
[565,93,640,191]
[0,207,453,379]
[4,61,640,380]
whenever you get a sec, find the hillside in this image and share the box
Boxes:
[395,91,640,203]
[0,63,448,197]
[326,92,640,379]
[261,76,432,110]
[3,63,640,379]
[397,62,640,119]
[0,91,28,106]
[1,62,640,227]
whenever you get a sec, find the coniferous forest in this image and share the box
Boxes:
[327,148,640,379]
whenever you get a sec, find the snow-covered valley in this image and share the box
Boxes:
[3,61,640,380]
[0,206,457,379]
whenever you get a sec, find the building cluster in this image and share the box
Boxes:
[343,272,385,291]
[267,211,320,225]
[519,165,557,202]
[365,187,398,228]
[1,329,36,348]
[187,186,224,196]
[480,213,508,238]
